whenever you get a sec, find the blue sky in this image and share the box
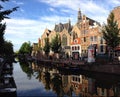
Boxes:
[1,0,120,51]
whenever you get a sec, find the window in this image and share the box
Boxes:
[84,37,86,42]
[100,45,104,52]
[90,36,97,42]
[75,77,77,81]
[82,30,87,35]
[78,78,80,82]
[73,32,78,40]
[75,46,77,50]
[78,46,80,50]
[100,37,103,44]
[90,36,93,41]
[62,34,67,46]
[72,47,74,50]
[94,36,97,41]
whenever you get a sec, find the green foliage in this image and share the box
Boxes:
[102,12,120,50]
[19,61,33,79]
[43,38,50,55]
[51,75,62,95]
[51,34,61,53]
[0,0,19,55]
[19,41,32,55]
[0,0,19,22]
[0,23,6,55]
[0,0,8,2]
[4,41,14,55]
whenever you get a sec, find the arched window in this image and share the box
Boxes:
[62,34,67,46]
[100,37,104,44]
[75,46,77,50]
[73,32,78,40]
[78,46,79,50]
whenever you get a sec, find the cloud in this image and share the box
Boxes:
[110,0,120,5]
[38,0,110,24]
[39,0,79,10]
[61,9,71,13]
[19,8,25,13]
[49,7,55,12]
[5,0,119,51]
[4,12,76,51]
[40,15,69,23]
[4,18,53,51]
[80,1,108,14]
[12,0,24,5]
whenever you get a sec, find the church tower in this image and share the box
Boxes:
[77,8,82,23]
[68,19,72,32]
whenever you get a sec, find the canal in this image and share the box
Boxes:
[13,61,120,97]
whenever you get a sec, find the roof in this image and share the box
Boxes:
[54,22,72,32]
[86,17,101,26]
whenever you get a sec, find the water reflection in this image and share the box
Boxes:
[19,61,120,97]
[19,61,33,79]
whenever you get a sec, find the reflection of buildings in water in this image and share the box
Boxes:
[31,62,120,97]
[62,75,72,96]
[61,74,89,96]
[70,75,88,96]
[96,85,120,97]
[96,87,117,97]
[61,74,117,97]
[88,78,96,95]
[32,62,38,70]
[88,78,116,97]
[49,68,59,78]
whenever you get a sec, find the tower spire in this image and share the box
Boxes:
[68,19,71,31]
[78,8,82,23]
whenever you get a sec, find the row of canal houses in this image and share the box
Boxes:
[31,7,120,60]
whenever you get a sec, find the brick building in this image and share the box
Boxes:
[112,6,120,29]
[112,6,120,47]
[71,9,106,59]
[37,8,106,59]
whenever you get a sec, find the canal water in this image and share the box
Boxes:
[13,61,120,97]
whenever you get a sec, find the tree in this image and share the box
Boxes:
[43,38,50,56]
[19,41,32,55]
[19,60,33,79]
[51,34,61,53]
[102,12,120,51]
[0,0,18,55]
[0,23,6,55]
[51,75,62,96]
[4,41,14,56]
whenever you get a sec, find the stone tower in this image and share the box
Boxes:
[77,8,82,23]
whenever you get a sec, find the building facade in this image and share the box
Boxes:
[112,6,120,46]
[112,6,120,29]
[38,8,106,59]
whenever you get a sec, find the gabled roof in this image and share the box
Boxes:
[54,22,72,32]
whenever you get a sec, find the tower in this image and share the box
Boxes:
[68,19,71,31]
[77,8,82,23]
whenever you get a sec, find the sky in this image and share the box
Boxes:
[1,0,120,51]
